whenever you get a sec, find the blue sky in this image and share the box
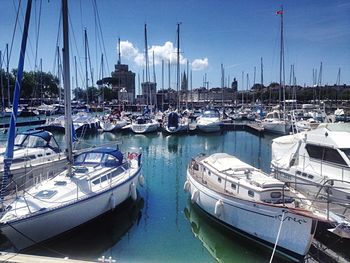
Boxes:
[0,0,349,93]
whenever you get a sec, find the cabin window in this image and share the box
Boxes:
[270,192,282,198]
[307,174,314,179]
[305,144,323,160]
[217,177,221,183]
[306,144,347,166]
[208,171,211,176]
[296,171,301,175]
[341,149,350,161]
[302,172,307,177]
[231,183,236,190]
[193,163,199,170]
[248,190,254,197]
[323,148,347,166]
[54,181,67,186]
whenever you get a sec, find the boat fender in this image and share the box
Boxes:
[139,174,145,186]
[191,189,199,203]
[130,182,137,201]
[110,193,117,210]
[214,199,224,217]
[183,180,191,192]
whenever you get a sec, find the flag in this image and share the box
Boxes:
[276,10,283,15]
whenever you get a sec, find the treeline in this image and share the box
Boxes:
[0,69,118,104]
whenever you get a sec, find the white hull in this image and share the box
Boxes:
[196,121,222,133]
[262,121,291,134]
[100,120,127,132]
[1,168,141,250]
[186,171,315,260]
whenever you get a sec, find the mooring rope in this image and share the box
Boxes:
[269,210,286,263]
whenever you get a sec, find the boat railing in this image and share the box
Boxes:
[297,153,350,183]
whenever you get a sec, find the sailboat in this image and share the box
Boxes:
[130,25,160,134]
[0,0,143,251]
[261,7,291,135]
[162,23,189,134]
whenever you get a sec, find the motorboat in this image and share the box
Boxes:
[0,147,143,250]
[271,123,350,203]
[0,130,66,189]
[184,153,330,261]
[131,115,159,134]
[261,109,291,135]
[196,109,223,133]
[162,111,189,134]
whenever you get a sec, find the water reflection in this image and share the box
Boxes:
[24,197,144,261]
[184,202,291,263]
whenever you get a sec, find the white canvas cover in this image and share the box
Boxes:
[271,133,303,169]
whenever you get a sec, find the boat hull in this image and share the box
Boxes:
[262,121,291,134]
[0,168,141,250]
[186,171,316,261]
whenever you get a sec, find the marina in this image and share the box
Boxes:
[0,0,349,262]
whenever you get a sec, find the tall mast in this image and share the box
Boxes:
[277,6,285,115]
[144,24,150,106]
[0,50,4,112]
[1,0,32,204]
[84,28,89,104]
[101,53,104,108]
[6,44,10,107]
[221,63,224,107]
[57,46,62,102]
[260,57,264,102]
[161,59,164,111]
[74,55,78,90]
[176,23,181,110]
[62,0,73,162]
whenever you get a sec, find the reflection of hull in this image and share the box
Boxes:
[131,122,159,134]
[24,197,144,258]
[186,171,316,261]
[163,123,189,134]
[184,202,281,262]
[196,120,222,133]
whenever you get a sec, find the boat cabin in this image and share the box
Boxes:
[14,130,60,153]
[190,153,293,205]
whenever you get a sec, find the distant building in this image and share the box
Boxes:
[141,82,157,106]
[231,78,238,91]
[181,71,188,92]
[110,63,136,103]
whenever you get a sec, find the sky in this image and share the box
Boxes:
[0,0,349,94]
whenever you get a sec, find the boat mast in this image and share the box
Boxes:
[1,0,32,206]
[84,28,89,104]
[0,50,4,112]
[144,24,150,106]
[6,44,10,107]
[278,6,286,115]
[62,0,73,162]
[176,23,180,110]
[260,57,264,103]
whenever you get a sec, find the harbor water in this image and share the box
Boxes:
[0,128,310,262]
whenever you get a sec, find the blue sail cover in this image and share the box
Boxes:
[75,147,124,165]
[1,0,32,204]
[20,130,53,142]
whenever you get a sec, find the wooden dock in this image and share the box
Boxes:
[0,252,97,263]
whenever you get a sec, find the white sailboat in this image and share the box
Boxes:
[184,152,331,261]
[0,130,66,189]
[261,7,291,135]
[162,23,189,134]
[0,0,143,251]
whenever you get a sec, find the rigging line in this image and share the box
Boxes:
[12,0,35,71]
[8,0,22,71]
[33,0,42,70]
[68,14,85,90]
[52,7,62,74]
[92,0,104,76]
[92,0,110,74]
[92,0,99,82]
[86,33,95,87]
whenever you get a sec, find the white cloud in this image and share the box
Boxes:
[191,58,209,71]
[120,40,189,67]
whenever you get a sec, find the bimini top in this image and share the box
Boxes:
[19,130,54,142]
[74,147,123,166]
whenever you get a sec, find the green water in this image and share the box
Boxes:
[1,129,292,262]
